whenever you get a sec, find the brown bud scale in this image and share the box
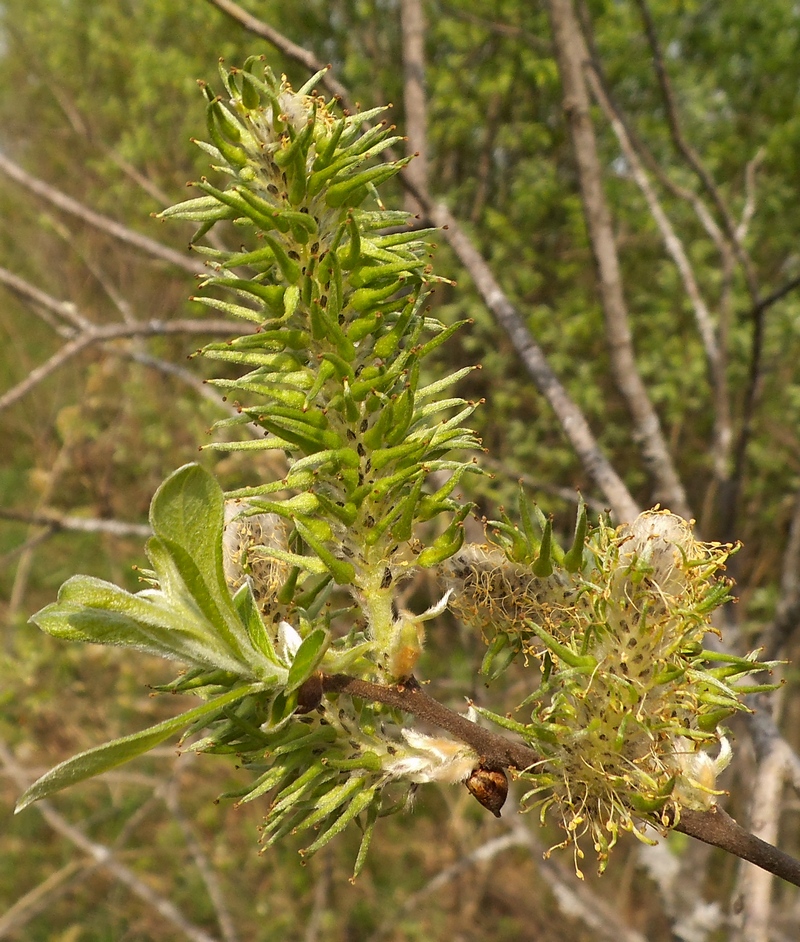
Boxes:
[465,766,508,817]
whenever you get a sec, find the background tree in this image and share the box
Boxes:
[2,1,800,940]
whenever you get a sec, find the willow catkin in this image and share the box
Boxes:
[223,505,291,619]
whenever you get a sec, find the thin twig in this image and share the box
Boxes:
[164,755,241,942]
[320,673,800,887]
[0,318,246,414]
[0,525,57,570]
[202,0,353,107]
[0,860,97,939]
[480,454,607,514]
[0,507,151,538]
[584,64,720,376]
[0,151,201,276]
[736,149,765,244]
[0,264,91,332]
[0,740,224,942]
[582,56,732,523]
[507,808,649,942]
[735,711,791,942]
[545,0,692,519]
[633,0,758,301]
[366,832,529,942]
[413,191,641,523]
[302,852,331,942]
[632,0,767,542]
[122,349,244,415]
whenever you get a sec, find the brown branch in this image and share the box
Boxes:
[0,152,201,276]
[674,807,800,888]
[322,673,539,771]
[545,0,692,519]
[321,672,800,887]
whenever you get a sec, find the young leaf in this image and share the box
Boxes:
[15,683,264,813]
[286,628,330,692]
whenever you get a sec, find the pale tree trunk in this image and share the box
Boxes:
[400,0,428,214]
[545,0,692,521]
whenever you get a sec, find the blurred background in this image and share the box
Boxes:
[2,0,800,938]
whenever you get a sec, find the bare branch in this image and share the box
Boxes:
[122,349,244,415]
[0,740,224,942]
[440,3,550,50]
[734,711,792,942]
[736,148,765,244]
[633,0,759,301]
[585,65,720,377]
[366,832,533,942]
[582,58,733,515]
[481,454,607,514]
[508,811,649,942]
[0,264,91,332]
[0,526,58,570]
[418,194,641,522]
[0,317,247,414]
[0,860,96,939]
[302,853,331,942]
[163,756,241,942]
[545,0,692,519]
[202,0,353,107]
[760,487,800,659]
[0,507,151,538]
[0,152,201,275]
[632,0,769,542]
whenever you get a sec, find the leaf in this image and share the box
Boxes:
[286,628,330,692]
[231,582,282,670]
[15,684,263,813]
[300,785,377,859]
[31,573,249,675]
[149,464,257,666]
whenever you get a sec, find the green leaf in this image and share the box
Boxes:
[300,785,377,859]
[286,628,330,692]
[149,464,256,666]
[31,572,251,676]
[15,684,264,813]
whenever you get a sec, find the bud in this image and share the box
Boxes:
[465,766,508,817]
